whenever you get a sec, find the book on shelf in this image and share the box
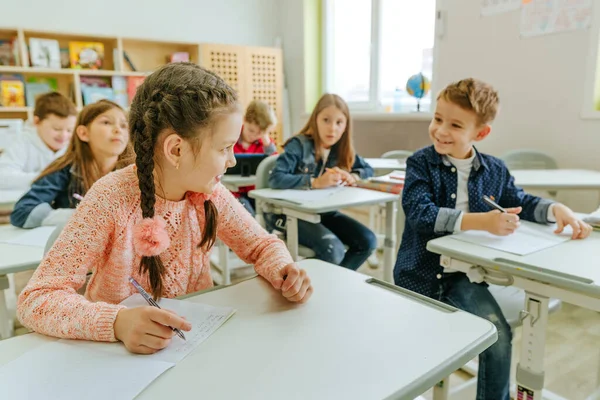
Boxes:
[123,51,136,71]
[111,76,128,108]
[69,41,104,69]
[26,76,58,91]
[0,74,25,107]
[355,180,403,194]
[168,52,190,63]
[0,38,19,66]
[29,38,61,69]
[127,76,145,103]
[25,82,52,106]
[82,86,114,105]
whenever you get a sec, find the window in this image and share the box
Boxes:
[323,0,437,113]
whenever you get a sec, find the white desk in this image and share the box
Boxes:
[0,259,497,400]
[512,169,600,191]
[249,187,399,282]
[221,174,256,192]
[427,223,600,400]
[0,189,24,212]
[365,158,407,174]
[0,225,54,340]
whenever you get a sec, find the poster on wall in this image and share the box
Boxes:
[520,0,593,37]
[481,0,522,16]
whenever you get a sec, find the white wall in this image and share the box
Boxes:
[0,0,281,46]
[436,0,600,210]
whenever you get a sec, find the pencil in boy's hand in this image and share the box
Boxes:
[483,195,506,213]
[128,277,187,341]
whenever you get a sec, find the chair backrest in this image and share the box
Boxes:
[255,154,279,189]
[500,150,558,170]
[381,150,413,160]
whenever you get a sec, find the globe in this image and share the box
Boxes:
[406,73,431,99]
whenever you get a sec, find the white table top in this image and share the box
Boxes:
[365,157,407,172]
[221,174,256,188]
[427,222,600,296]
[0,225,51,274]
[0,259,497,400]
[511,169,600,190]
[249,187,399,214]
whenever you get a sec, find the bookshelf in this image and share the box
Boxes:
[0,27,285,147]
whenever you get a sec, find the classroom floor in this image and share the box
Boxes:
[8,209,600,399]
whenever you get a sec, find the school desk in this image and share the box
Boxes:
[0,189,24,212]
[0,259,497,400]
[427,222,600,400]
[220,174,257,192]
[249,187,399,282]
[365,157,407,174]
[512,169,600,192]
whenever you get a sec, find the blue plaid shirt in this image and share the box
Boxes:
[394,145,554,297]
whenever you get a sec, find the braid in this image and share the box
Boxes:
[129,62,240,299]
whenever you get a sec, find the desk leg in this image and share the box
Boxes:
[432,377,450,400]
[218,241,231,286]
[255,199,265,227]
[383,201,396,283]
[287,215,299,261]
[0,274,14,340]
[516,292,550,400]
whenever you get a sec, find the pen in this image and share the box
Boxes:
[483,195,506,213]
[128,277,186,341]
[73,193,84,201]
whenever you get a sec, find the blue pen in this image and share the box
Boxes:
[128,277,186,341]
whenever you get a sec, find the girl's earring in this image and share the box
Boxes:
[175,163,180,170]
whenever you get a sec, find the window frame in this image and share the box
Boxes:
[322,0,440,115]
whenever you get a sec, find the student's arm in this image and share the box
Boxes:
[209,185,293,284]
[10,166,74,228]
[263,141,277,155]
[402,155,461,235]
[0,141,38,190]
[268,138,312,189]
[17,182,126,341]
[350,154,374,179]
[498,162,554,224]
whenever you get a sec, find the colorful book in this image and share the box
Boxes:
[0,39,17,66]
[25,82,51,106]
[355,180,403,194]
[82,86,114,105]
[127,76,145,103]
[0,79,25,107]
[111,76,128,108]
[69,41,104,69]
[26,76,58,91]
[168,52,189,63]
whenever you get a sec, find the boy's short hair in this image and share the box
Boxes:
[437,78,499,125]
[244,100,277,130]
[33,92,77,121]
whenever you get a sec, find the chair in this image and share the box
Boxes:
[368,150,413,268]
[451,285,562,398]
[500,149,558,171]
[254,155,317,259]
[500,149,558,198]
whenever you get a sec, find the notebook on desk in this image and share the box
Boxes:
[225,154,269,177]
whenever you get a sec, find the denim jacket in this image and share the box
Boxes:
[394,145,554,297]
[269,134,374,189]
[11,164,84,228]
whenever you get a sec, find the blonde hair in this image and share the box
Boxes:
[289,93,355,171]
[437,78,499,125]
[244,100,277,130]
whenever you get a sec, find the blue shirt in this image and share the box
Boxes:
[269,134,374,189]
[11,164,83,228]
[394,145,554,297]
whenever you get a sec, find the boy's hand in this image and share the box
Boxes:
[485,207,522,236]
[262,131,272,146]
[552,203,593,239]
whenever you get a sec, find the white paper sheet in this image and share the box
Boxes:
[72,294,236,364]
[449,224,572,255]
[0,226,56,247]
[268,187,343,204]
[520,0,592,38]
[0,341,174,400]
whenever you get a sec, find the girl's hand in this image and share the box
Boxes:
[114,307,192,354]
[271,263,313,303]
[331,167,357,186]
[312,169,342,189]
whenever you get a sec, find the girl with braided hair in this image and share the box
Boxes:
[17,62,312,354]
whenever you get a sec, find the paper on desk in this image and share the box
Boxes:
[0,226,56,247]
[268,187,343,204]
[71,294,236,364]
[0,341,174,400]
[449,224,572,256]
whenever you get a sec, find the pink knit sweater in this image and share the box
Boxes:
[17,165,292,341]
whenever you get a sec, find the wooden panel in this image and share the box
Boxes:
[244,46,283,147]
[199,44,245,99]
